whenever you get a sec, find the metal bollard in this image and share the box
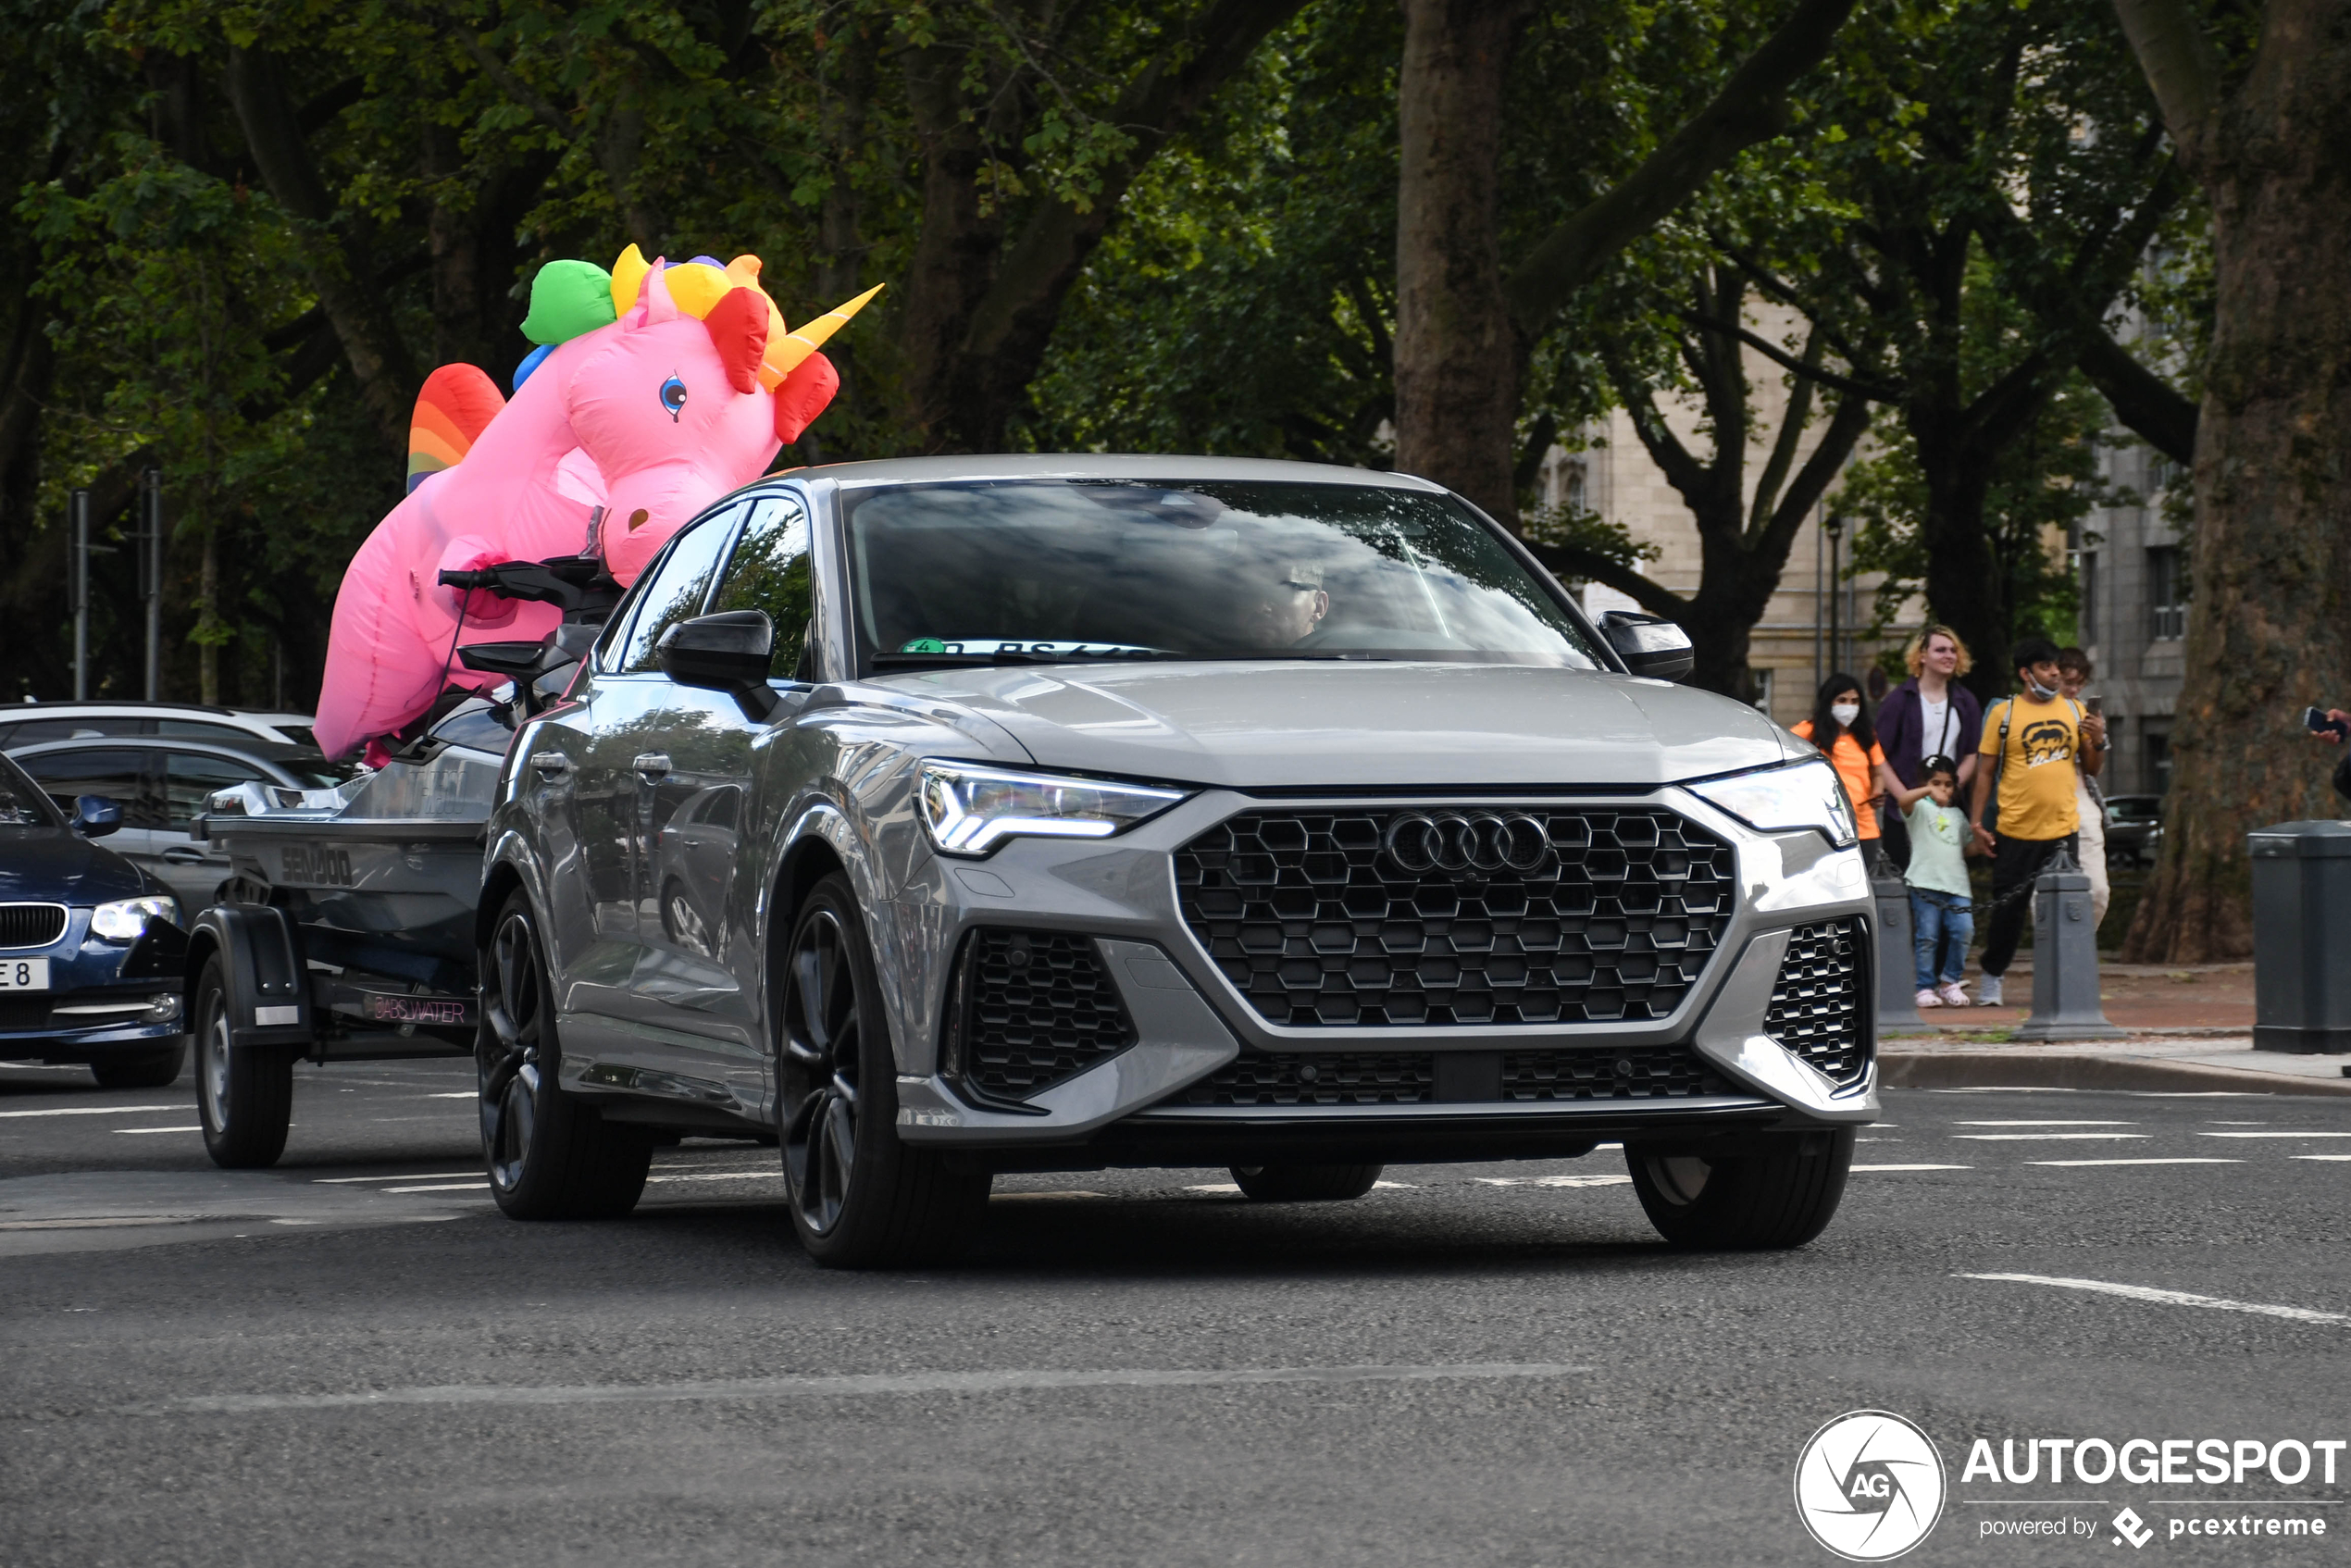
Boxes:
[1871,849,1921,1030]
[2014,845,2123,1041]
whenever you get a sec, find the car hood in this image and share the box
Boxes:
[0,828,147,903]
[862,662,1799,789]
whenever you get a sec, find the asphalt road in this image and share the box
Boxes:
[5,1056,2350,1567]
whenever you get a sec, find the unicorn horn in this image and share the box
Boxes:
[767,284,885,380]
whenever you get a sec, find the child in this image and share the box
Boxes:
[1892,753,1975,1007]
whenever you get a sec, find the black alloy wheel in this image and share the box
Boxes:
[193,954,293,1169]
[478,890,651,1220]
[1229,1164,1384,1201]
[778,874,988,1266]
[1624,1128,1855,1249]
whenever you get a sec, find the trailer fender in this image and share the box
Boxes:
[187,904,314,1050]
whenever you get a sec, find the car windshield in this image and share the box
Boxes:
[0,756,64,828]
[841,480,1604,673]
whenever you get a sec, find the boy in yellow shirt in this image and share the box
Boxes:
[1966,636,2105,1006]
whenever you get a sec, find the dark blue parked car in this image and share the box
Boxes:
[0,749,189,1088]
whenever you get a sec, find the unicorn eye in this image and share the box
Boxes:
[660,374,688,421]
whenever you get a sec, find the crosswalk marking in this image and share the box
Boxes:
[1959,1273,2351,1326]
[2027,1158,2242,1167]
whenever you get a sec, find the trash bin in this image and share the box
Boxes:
[2247,820,2351,1053]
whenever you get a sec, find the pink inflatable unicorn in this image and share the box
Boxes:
[314,248,874,758]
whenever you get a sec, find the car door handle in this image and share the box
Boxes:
[161,845,208,864]
[532,751,571,778]
[633,753,671,779]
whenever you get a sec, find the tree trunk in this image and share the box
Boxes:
[1393,0,1531,523]
[2120,0,2351,963]
[2108,0,2351,961]
[1909,417,2013,708]
[198,528,219,706]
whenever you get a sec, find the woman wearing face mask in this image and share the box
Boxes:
[1791,673,1902,852]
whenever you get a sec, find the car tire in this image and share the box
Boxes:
[478,890,653,1220]
[90,1040,186,1090]
[1229,1164,1383,1201]
[193,955,294,1169]
[1625,1129,1854,1250]
[780,873,989,1267]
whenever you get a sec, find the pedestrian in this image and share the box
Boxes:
[1873,626,1984,872]
[1967,636,2107,1006]
[2057,646,2109,927]
[1793,673,1903,856]
[1889,753,1974,1008]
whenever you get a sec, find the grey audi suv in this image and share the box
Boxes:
[479,456,1876,1263]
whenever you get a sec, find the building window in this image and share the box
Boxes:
[2148,547,2186,641]
[2146,728,2171,796]
[1748,668,1773,714]
[2079,550,2098,644]
[1564,463,1587,515]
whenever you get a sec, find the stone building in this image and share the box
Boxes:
[2071,442,2184,797]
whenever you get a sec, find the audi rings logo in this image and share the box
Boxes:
[1381,813,1551,876]
[1794,1411,1947,1562]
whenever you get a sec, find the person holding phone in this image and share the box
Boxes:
[2058,647,2109,927]
[1968,637,2104,1006]
[2307,705,2351,801]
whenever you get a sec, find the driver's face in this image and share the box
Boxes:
[1244,579,1329,647]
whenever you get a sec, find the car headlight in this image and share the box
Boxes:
[1685,759,1857,849]
[90,895,180,943]
[916,762,1189,856]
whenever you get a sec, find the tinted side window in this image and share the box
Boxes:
[708,496,813,680]
[156,720,267,745]
[19,748,165,828]
[616,506,743,674]
[165,752,280,830]
[8,718,135,743]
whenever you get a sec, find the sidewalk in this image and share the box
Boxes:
[1878,961,2351,1097]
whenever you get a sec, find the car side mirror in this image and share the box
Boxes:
[73,794,123,838]
[1600,611,1695,682]
[659,610,781,722]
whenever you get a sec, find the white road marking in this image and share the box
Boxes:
[1954,1120,2135,1126]
[112,1126,201,1135]
[2028,1158,2243,1167]
[991,1190,1106,1201]
[642,1171,775,1183]
[1851,1164,1972,1172]
[1959,1273,2351,1326]
[1185,1183,1240,1193]
[143,1362,1597,1414]
[1952,1133,2149,1141]
[1371,1180,1419,1188]
[381,1182,491,1194]
[0,1104,181,1118]
[1474,1175,1631,1188]
[422,1092,476,1100]
[2293,1155,2351,1162]
[2199,1131,2351,1139]
[312,1173,479,1184]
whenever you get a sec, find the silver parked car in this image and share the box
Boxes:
[478,456,1876,1263]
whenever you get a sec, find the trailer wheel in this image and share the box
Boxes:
[193,955,293,1169]
[479,891,651,1219]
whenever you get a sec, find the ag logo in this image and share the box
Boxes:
[1794,1410,1946,1561]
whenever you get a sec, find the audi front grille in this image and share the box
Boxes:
[1167,1044,1733,1107]
[1173,806,1735,1027]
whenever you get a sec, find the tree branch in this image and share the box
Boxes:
[1503,0,1860,329]
[1523,541,1691,621]
[1683,311,1901,402]
[2079,321,2197,465]
[2110,0,2224,162]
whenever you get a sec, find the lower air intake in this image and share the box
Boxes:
[1764,918,1870,1087]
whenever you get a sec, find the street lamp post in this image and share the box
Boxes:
[1824,512,1846,677]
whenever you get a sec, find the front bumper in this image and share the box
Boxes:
[0,908,189,1062]
[875,786,1877,1158]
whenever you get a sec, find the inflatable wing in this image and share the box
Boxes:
[313,251,873,758]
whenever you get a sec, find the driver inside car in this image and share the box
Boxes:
[1241,561,1330,648]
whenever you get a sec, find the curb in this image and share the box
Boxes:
[1879,1051,2351,1098]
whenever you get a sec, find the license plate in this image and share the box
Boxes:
[0,958,50,990]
